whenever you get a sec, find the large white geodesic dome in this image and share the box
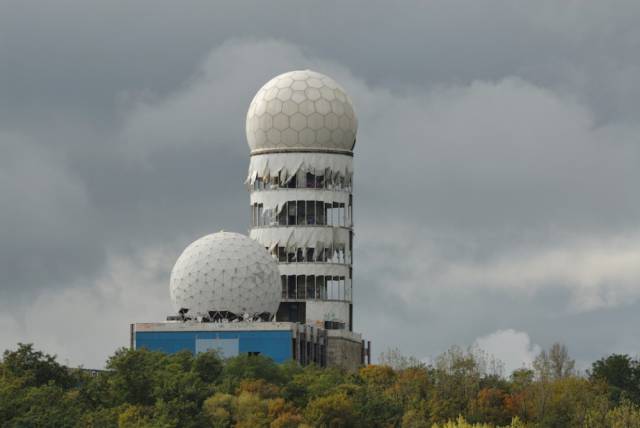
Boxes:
[246,70,358,154]
[169,231,281,319]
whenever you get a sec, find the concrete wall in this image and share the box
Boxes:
[326,332,363,373]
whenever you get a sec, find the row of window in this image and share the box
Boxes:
[275,245,350,264]
[281,275,351,301]
[251,172,352,192]
[251,200,352,227]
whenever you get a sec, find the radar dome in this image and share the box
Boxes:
[169,231,281,319]
[246,70,357,154]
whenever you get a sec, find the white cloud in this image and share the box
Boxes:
[441,234,640,312]
[119,39,327,158]
[0,247,174,368]
[474,329,541,374]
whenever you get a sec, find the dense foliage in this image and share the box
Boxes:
[1,343,640,427]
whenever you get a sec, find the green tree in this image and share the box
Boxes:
[194,350,224,384]
[5,384,83,427]
[378,347,425,370]
[106,347,165,406]
[590,354,640,403]
[352,384,402,427]
[151,353,210,424]
[534,343,575,381]
[282,365,346,408]
[220,354,285,391]
[2,343,73,388]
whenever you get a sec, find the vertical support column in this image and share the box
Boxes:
[130,324,135,350]
[309,325,316,363]
[292,328,298,363]
[300,326,306,365]
[296,324,303,365]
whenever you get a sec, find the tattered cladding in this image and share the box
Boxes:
[246,152,353,187]
[247,152,354,266]
[250,227,352,261]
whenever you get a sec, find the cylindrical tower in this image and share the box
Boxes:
[246,70,357,331]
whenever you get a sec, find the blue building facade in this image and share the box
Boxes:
[130,322,331,366]
[135,329,293,363]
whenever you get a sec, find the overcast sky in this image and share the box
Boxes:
[1,0,639,372]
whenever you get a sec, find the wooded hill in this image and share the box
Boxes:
[1,342,640,427]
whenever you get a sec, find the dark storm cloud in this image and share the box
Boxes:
[1,1,640,368]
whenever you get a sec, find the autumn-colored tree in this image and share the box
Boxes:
[271,411,305,428]
[202,392,237,428]
[304,392,356,427]
[387,366,432,410]
[237,378,281,399]
[604,399,640,427]
[530,376,605,426]
[504,368,534,421]
[468,387,511,426]
[359,364,397,390]
[235,391,271,428]
[429,346,483,422]
[401,403,431,428]
[117,404,159,428]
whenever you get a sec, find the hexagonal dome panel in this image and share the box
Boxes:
[246,70,358,154]
[169,232,281,318]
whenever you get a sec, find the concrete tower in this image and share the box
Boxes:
[130,70,369,371]
[246,70,357,331]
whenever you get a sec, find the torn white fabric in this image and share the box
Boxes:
[250,227,350,251]
[246,152,353,184]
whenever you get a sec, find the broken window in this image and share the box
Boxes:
[297,200,306,225]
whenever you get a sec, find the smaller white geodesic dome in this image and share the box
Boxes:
[246,70,358,154]
[169,231,281,319]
